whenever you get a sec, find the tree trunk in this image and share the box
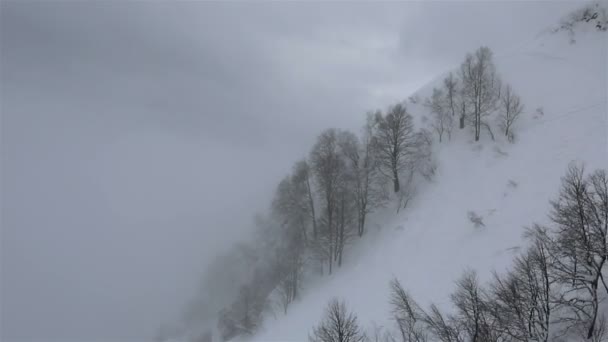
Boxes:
[393,169,400,193]
[328,240,333,275]
[460,101,466,129]
[474,113,480,141]
[328,201,333,275]
[359,211,367,237]
[306,178,317,240]
[293,269,297,300]
[587,279,599,339]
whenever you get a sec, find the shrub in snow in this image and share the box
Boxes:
[533,107,544,119]
[408,95,420,104]
[467,211,485,229]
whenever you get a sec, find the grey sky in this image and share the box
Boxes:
[1,1,576,341]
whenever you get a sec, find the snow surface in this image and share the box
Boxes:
[248,14,608,342]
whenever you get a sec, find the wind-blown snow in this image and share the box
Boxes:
[252,16,607,342]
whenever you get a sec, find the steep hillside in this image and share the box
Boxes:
[252,8,608,341]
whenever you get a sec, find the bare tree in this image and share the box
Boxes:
[387,279,463,342]
[310,129,347,274]
[498,84,524,142]
[450,270,498,342]
[310,299,366,342]
[272,175,310,244]
[218,284,267,340]
[293,159,324,275]
[422,304,463,342]
[271,170,310,311]
[332,161,357,268]
[489,231,555,342]
[311,214,334,275]
[389,278,428,342]
[425,88,453,142]
[374,103,416,193]
[275,220,306,314]
[338,119,383,237]
[543,165,608,338]
[411,128,436,182]
[457,88,467,130]
[444,73,459,118]
[293,160,319,241]
[460,46,501,141]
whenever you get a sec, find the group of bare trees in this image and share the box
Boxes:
[213,102,435,341]
[424,46,524,143]
[385,164,607,342]
[309,164,606,342]
[208,46,532,342]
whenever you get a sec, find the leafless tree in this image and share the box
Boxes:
[411,128,436,182]
[541,165,608,338]
[338,119,384,237]
[310,299,366,342]
[275,222,306,314]
[422,304,463,342]
[489,231,555,342]
[460,46,501,141]
[333,166,357,268]
[310,129,341,275]
[217,284,267,340]
[457,88,467,130]
[271,171,311,312]
[389,278,428,342]
[425,88,454,143]
[498,84,524,142]
[311,215,333,275]
[450,270,498,342]
[391,128,435,211]
[293,160,319,241]
[309,130,361,271]
[374,103,416,193]
[273,175,310,244]
[388,280,465,342]
[444,73,459,118]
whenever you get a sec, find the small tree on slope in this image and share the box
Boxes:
[374,103,416,193]
[460,46,501,141]
[498,84,524,142]
[310,299,366,342]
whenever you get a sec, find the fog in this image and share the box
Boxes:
[0,1,575,341]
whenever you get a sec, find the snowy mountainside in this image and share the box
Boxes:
[252,8,608,342]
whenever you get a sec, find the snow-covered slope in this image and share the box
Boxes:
[252,12,608,342]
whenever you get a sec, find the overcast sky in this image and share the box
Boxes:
[1,1,577,341]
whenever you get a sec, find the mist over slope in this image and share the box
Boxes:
[251,6,608,341]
